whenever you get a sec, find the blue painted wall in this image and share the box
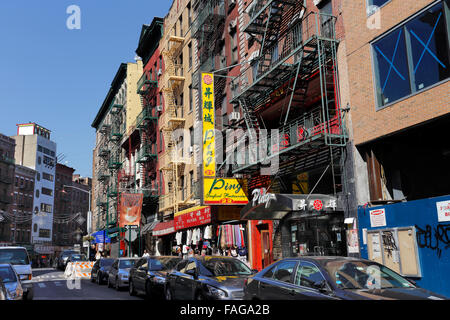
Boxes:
[358,195,450,298]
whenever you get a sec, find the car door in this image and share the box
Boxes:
[177,259,197,299]
[170,260,187,300]
[109,261,118,283]
[257,260,299,300]
[92,261,99,279]
[292,261,336,300]
[135,258,149,292]
[130,259,143,289]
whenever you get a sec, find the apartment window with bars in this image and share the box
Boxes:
[188,42,192,69]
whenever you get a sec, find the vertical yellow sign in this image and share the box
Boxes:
[202,73,215,177]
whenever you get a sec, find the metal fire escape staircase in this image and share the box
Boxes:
[229,1,347,195]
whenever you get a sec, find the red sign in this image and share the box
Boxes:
[119,193,143,228]
[174,206,211,231]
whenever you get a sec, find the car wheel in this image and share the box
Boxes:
[165,285,173,300]
[195,292,205,300]
[145,281,153,300]
[129,279,136,296]
[23,289,34,301]
[96,272,102,285]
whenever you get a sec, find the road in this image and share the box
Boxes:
[31,268,143,300]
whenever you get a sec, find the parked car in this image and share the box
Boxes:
[129,256,182,299]
[165,256,256,300]
[0,278,6,300]
[244,256,448,300]
[56,250,78,270]
[107,258,139,291]
[0,247,33,300]
[66,253,87,264]
[90,258,114,285]
[0,263,24,300]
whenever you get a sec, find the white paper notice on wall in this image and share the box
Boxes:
[436,200,450,222]
[370,208,387,228]
[362,228,367,245]
[372,234,382,259]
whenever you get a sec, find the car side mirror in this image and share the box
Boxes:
[186,269,197,279]
[314,280,330,293]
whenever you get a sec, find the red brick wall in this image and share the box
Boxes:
[341,0,450,145]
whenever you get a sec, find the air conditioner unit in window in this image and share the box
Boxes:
[189,146,194,154]
[157,69,162,76]
[230,112,240,122]
[156,105,162,112]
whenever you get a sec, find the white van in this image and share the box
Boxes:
[0,247,33,300]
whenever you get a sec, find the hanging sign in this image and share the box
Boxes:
[119,193,143,228]
[252,188,277,208]
[201,73,216,177]
[204,178,248,205]
[436,200,450,222]
[174,206,211,231]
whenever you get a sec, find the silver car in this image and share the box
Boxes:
[0,264,24,300]
[107,258,139,291]
[0,247,33,300]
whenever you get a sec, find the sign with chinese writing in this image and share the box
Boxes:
[204,178,248,205]
[436,200,450,222]
[119,193,143,228]
[295,198,337,211]
[174,206,211,231]
[201,73,216,177]
[370,208,387,228]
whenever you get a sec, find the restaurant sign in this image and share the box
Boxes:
[174,206,212,231]
[204,178,248,205]
[202,73,216,177]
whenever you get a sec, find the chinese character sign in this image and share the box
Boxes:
[202,73,216,177]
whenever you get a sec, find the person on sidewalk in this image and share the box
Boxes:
[142,250,150,257]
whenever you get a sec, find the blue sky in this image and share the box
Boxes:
[0,1,171,177]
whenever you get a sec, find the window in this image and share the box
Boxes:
[372,1,450,109]
[188,42,192,69]
[189,84,193,112]
[294,262,326,289]
[35,189,39,198]
[262,265,277,278]
[189,127,194,147]
[187,2,191,26]
[36,172,40,181]
[37,156,41,165]
[367,0,391,16]
[179,14,183,37]
[39,229,51,238]
[272,260,297,283]
[40,203,52,213]
[41,187,53,196]
[43,172,54,182]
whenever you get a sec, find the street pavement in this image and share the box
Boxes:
[31,268,143,300]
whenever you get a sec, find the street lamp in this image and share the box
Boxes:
[62,185,92,259]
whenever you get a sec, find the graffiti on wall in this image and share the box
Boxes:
[415,224,450,259]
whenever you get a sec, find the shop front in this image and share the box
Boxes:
[241,189,347,260]
[152,220,175,256]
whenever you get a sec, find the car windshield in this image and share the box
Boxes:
[157,257,182,271]
[0,266,17,283]
[100,259,114,267]
[119,259,136,268]
[70,254,86,261]
[324,260,416,290]
[62,251,76,258]
[201,258,253,277]
[0,249,30,265]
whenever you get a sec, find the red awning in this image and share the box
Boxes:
[152,220,175,236]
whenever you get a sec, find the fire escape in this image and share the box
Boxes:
[158,18,188,217]
[96,119,111,230]
[191,0,226,96]
[136,69,159,208]
[230,0,348,196]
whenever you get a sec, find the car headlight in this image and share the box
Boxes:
[206,285,227,299]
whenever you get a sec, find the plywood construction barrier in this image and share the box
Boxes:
[64,261,95,279]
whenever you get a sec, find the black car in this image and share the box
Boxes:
[165,256,256,300]
[90,258,115,285]
[244,256,448,300]
[129,256,182,299]
[56,250,77,270]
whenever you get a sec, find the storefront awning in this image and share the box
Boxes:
[152,220,175,236]
[141,220,158,235]
[241,193,340,220]
[174,206,211,231]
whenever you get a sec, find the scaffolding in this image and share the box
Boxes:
[230,1,348,196]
